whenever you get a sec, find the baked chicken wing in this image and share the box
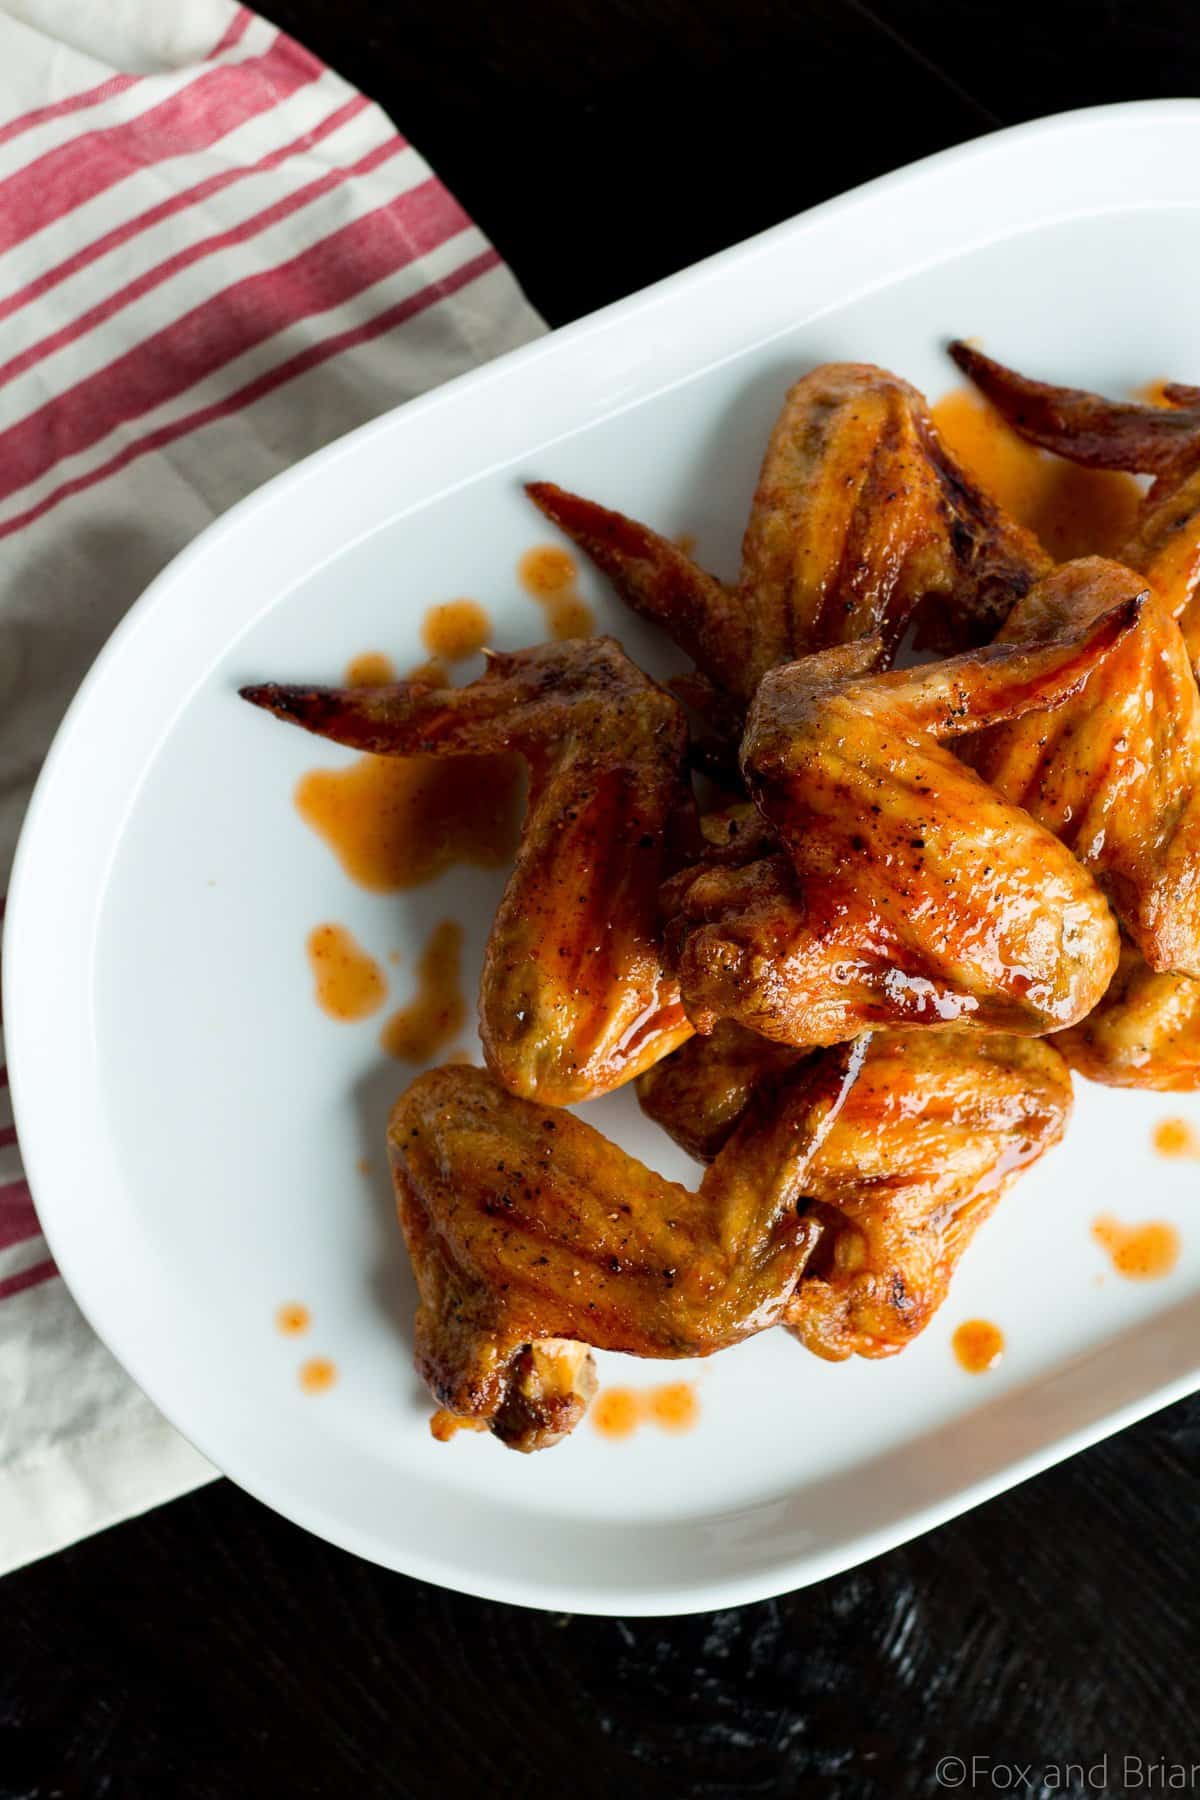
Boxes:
[1054,945,1200,1090]
[947,340,1200,656]
[665,589,1138,1048]
[528,362,1049,704]
[389,1045,866,1447]
[639,1023,1072,1359]
[242,638,695,1104]
[963,558,1200,978]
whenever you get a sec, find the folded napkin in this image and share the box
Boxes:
[0,0,543,1574]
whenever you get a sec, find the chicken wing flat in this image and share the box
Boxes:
[529,363,1049,704]
[640,1023,1071,1359]
[389,1044,866,1447]
[666,594,1137,1048]
[963,558,1200,978]
[947,341,1200,656]
[1055,946,1200,1090]
[242,638,695,1105]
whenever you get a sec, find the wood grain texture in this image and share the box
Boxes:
[5,2,1200,1794]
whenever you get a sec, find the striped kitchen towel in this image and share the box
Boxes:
[0,0,544,1574]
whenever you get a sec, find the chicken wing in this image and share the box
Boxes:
[528,362,1049,703]
[242,638,696,1104]
[947,341,1200,656]
[639,1024,1072,1359]
[665,592,1137,1048]
[389,1043,866,1446]
[1055,946,1200,1090]
[962,558,1200,978]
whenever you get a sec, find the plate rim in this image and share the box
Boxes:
[8,96,1200,1614]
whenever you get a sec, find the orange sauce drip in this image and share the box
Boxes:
[306,923,387,1021]
[422,599,491,662]
[429,1409,488,1441]
[952,1319,1005,1373]
[299,1357,337,1393]
[518,544,595,640]
[404,655,449,686]
[296,751,521,892]
[275,1302,310,1336]
[1152,1117,1200,1159]
[1093,1215,1181,1281]
[932,388,1142,562]
[380,919,466,1062]
[344,650,396,687]
[592,1382,700,1439]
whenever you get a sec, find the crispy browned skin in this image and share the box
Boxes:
[242,639,695,1104]
[389,1047,866,1446]
[641,1024,1072,1359]
[948,341,1200,654]
[1055,946,1200,1090]
[665,593,1137,1047]
[965,558,1200,978]
[528,364,1049,701]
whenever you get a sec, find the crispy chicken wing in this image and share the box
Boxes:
[390,1045,866,1446]
[963,559,1200,978]
[947,341,1200,655]
[666,593,1137,1048]
[1055,946,1200,1090]
[528,363,1049,703]
[639,1024,1071,1359]
[242,638,695,1104]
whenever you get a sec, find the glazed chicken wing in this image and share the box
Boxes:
[528,362,1049,704]
[639,1024,1072,1359]
[666,589,1138,1049]
[1055,946,1200,1090]
[963,558,1200,978]
[390,1045,866,1447]
[242,638,695,1104]
[947,340,1200,656]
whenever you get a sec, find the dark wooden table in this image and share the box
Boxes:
[4,5,1200,1796]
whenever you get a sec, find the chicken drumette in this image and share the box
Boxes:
[390,1044,866,1447]
[664,576,1138,1049]
[242,638,695,1104]
[638,1023,1072,1360]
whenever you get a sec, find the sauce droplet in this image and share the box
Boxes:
[518,544,595,640]
[275,1302,310,1336]
[306,923,387,1021]
[931,388,1142,562]
[952,1319,1005,1373]
[421,599,491,662]
[299,1357,337,1393]
[591,1382,700,1439]
[1152,1117,1200,1159]
[295,751,522,892]
[1092,1215,1181,1281]
[344,650,396,687]
[380,919,467,1062]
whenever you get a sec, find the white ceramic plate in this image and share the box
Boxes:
[9,100,1200,1616]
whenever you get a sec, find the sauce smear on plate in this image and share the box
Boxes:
[422,600,491,662]
[299,1357,337,1393]
[344,650,396,687]
[592,1382,700,1439]
[518,544,595,640]
[275,1302,310,1336]
[380,919,466,1062]
[1152,1117,1200,1159]
[1092,1215,1181,1280]
[306,923,387,1021]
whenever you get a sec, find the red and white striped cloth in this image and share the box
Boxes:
[0,0,543,1573]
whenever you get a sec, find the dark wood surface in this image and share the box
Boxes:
[5,5,1200,1796]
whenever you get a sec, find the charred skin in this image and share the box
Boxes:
[529,364,1049,707]
[665,588,1136,1049]
[242,638,696,1104]
[640,1023,1072,1360]
[389,1047,866,1446]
